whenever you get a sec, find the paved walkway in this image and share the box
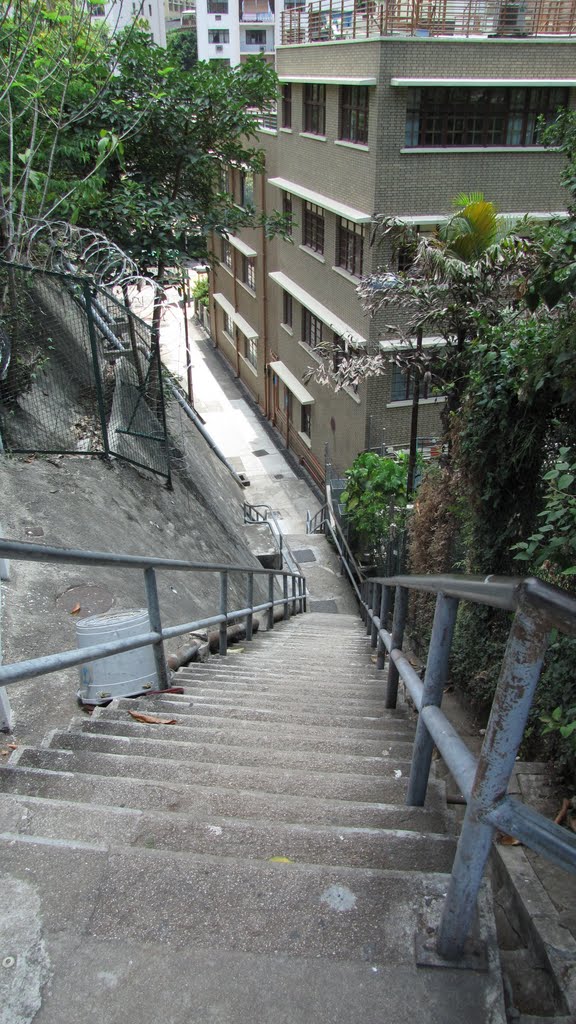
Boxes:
[159,295,358,616]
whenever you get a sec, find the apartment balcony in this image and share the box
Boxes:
[241,0,275,21]
[280,0,576,42]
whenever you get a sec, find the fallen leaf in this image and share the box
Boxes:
[0,750,8,756]
[497,833,522,846]
[268,856,293,863]
[128,710,177,725]
[7,743,17,750]
[70,603,81,614]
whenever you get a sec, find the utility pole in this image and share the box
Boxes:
[406,327,423,499]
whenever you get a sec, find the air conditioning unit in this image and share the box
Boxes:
[216,43,224,50]
[259,45,265,51]
[215,14,221,19]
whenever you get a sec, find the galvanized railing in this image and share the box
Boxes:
[0,538,306,703]
[361,572,576,964]
[281,0,576,43]
[243,501,301,576]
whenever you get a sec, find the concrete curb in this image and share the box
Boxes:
[492,842,576,1018]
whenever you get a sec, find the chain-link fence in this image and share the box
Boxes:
[0,261,171,484]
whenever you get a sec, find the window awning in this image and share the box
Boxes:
[391,211,567,225]
[268,177,372,224]
[278,75,377,86]
[391,77,576,88]
[227,234,257,258]
[269,360,314,406]
[213,293,258,340]
[269,271,367,349]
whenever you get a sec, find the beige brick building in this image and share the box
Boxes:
[209,4,575,485]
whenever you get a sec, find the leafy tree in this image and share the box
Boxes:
[340,451,409,563]
[167,27,198,71]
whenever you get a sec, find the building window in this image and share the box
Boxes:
[405,86,569,148]
[223,312,234,338]
[303,201,324,255]
[208,0,228,11]
[332,334,345,372]
[240,171,254,207]
[301,405,311,438]
[245,28,266,44]
[390,364,431,402]
[303,84,326,136]
[282,290,293,328]
[281,84,292,128]
[282,192,293,235]
[339,86,369,145]
[221,237,232,268]
[208,29,230,43]
[241,255,256,290]
[244,334,258,368]
[302,308,323,349]
[336,219,364,277]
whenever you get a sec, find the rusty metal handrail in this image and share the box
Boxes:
[361,572,576,966]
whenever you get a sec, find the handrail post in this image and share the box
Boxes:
[435,599,550,961]
[144,567,170,690]
[365,581,374,635]
[371,582,380,647]
[267,574,274,629]
[301,576,307,613]
[246,573,254,641]
[376,583,392,670]
[283,574,290,620]
[291,575,297,615]
[219,571,228,655]
[407,592,459,806]
[385,585,408,708]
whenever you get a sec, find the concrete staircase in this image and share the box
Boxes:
[0,612,506,1024]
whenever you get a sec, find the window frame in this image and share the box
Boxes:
[301,405,312,439]
[405,85,570,149]
[244,333,258,368]
[282,191,293,236]
[281,84,292,129]
[336,218,364,278]
[303,201,325,255]
[223,311,234,338]
[302,308,323,349]
[339,85,369,145]
[221,237,233,269]
[241,254,256,291]
[303,84,326,136]
[390,364,431,402]
[245,28,267,45]
[282,290,293,328]
[208,28,230,43]
[240,170,255,207]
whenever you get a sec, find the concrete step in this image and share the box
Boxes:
[0,833,503,1024]
[58,721,416,777]
[82,712,417,758]
[128,686,397,716]
[24,743,435,806]
[0,793,455,871]
[110,695,412,732]
[0,832,483,963]
[176,670,390,699]
[0,764,447,831]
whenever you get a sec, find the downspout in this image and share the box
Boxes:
[232,243,240,378]
[260,169,270,418]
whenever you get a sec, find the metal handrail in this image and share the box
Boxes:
[243,502,301,577]
[360,572,576,966]
[0,537,307,694]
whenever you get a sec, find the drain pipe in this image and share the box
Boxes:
[65,276,247,489]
